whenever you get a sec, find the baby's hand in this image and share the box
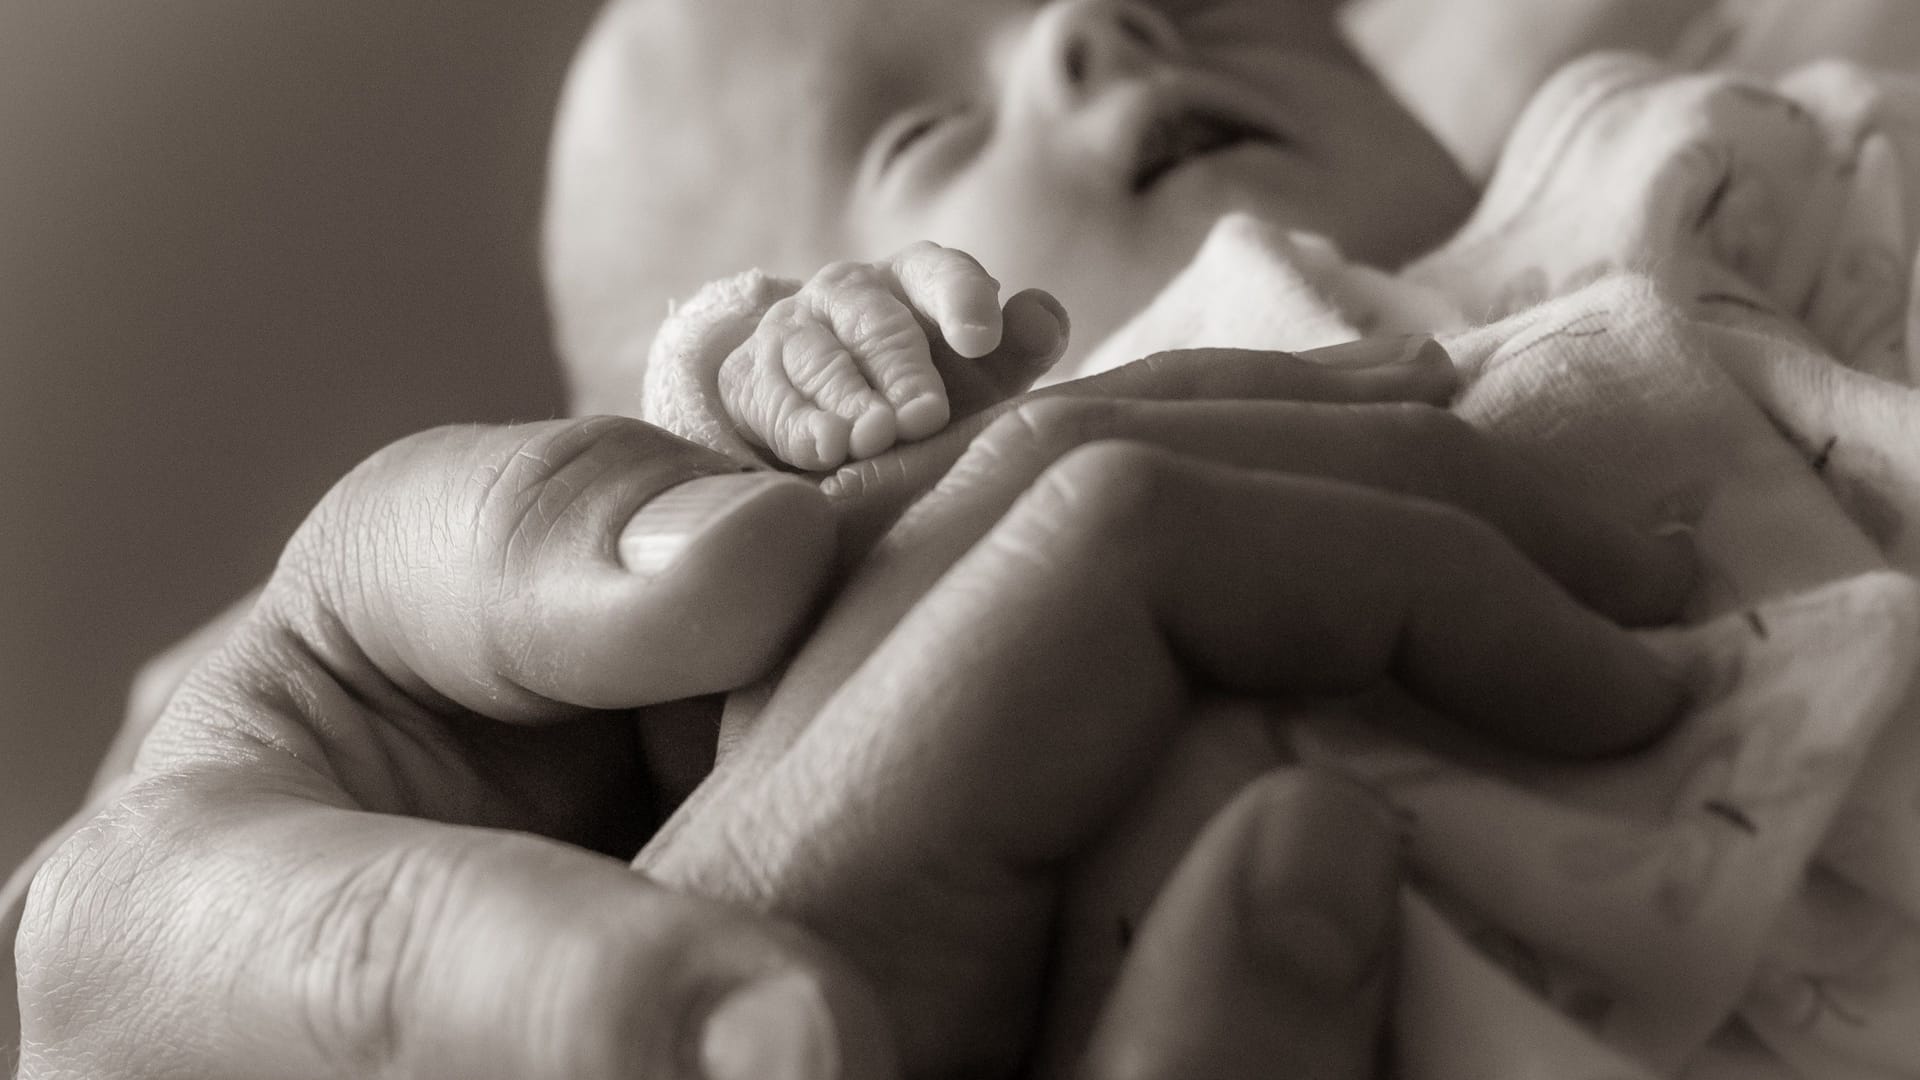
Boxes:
[719,242,1031,470]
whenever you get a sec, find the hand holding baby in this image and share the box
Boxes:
[11,328,1693,1079]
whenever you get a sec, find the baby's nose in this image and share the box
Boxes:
[1034,0,1181,102]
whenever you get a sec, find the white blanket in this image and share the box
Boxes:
[1053,53,1920,1080]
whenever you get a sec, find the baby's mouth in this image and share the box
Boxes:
[1130,107,1290,195]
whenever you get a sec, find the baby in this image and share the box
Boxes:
[543,4,1920,1078]
[542,0,1479,468]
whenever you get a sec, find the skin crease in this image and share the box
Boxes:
[6,356,1693,1079]
[543,0,1478,407]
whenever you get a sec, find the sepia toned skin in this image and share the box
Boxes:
[544,0,1477,425]
[5,4,1690,1075]
[8,341,1695,1079]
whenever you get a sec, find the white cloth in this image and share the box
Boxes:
[1055,52,1920,1080]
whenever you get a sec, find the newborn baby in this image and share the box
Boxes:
[543,0,1478,468]
[544,3,1920,1078]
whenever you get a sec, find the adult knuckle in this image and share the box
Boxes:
[951,398,1132,511]
[17,828,110,985]
[1382,399,1471,445]
[468,416,651,645]
[277,423,490,611]
[15,788,184,1053]
[470,417,635,568]
[290,844,465,1075]
[1378,401,1483,472]
[1132,347,1208,389]
[1030,439,1173,537]
[549,939,708,1080]
[993,396,1120,455]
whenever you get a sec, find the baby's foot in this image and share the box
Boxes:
[718,242,1013,470]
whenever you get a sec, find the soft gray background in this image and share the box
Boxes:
[0,1,606,876]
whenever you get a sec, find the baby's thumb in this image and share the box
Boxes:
[281,415,836,720]
[936,289,1070,418]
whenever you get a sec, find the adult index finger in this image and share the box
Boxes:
[650,444,1683,1074]
[754,392,1690,771]
[823,337,1459,556]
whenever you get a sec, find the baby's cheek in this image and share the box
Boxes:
[1030,700,1285,1079]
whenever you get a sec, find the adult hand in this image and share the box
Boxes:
[11,417,902,1080]
[3,349,1439,1080]
[639,335,1696,1077]
[9,333,1693,1080]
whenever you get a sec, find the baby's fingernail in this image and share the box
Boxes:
[808,413,851,468]
[895,393,950,441]
[1243,772,1403,991]
[1303,335,1447,369]
[847,409,897,460]
[620,472,803,578]
[700,970,842,1080]
[951,320,1001,358]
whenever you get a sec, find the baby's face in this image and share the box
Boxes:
[547,0,1474,381]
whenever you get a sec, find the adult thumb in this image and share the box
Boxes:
[279,415,836,719]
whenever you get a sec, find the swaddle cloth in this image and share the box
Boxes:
[1056,53,1920,1080]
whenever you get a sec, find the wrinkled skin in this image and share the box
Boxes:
[9,339,1692,1079]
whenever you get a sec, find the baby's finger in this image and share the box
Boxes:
[886,241,1005,359]
[717,329,857,471]
[769,302,893,423]
[811,267,950,443]
[773,307,899,459]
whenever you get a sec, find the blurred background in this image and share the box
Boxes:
[0,0,604,874]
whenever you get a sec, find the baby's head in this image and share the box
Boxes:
[545,0,1475,402]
